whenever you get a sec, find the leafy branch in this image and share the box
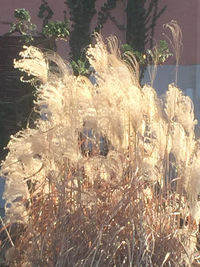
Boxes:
[7,8,70,44]
[8,8,37,43]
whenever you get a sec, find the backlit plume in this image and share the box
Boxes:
[1,34,200,266]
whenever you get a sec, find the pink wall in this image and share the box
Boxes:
[152,0,198,65]
[0,0,66,34]
[0,0,126,59]
[0,0,69,57]
[90,0,126,43]
[0,0,199,65]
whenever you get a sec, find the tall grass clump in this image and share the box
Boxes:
[1,33,200,266]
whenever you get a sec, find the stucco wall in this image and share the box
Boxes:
[0,0,126,59]
[153,0,198,65]
[1,0,198,65]
[0,0,66,35]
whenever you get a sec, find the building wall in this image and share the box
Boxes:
[152,0,198,65]
[0,1,198,63]
[0,0,126,59]
[144,0,200,123]
[0,0,200,119]
[1,1,197,65]
[0,0,66,35]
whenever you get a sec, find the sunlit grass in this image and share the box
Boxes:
[1,32,200,266]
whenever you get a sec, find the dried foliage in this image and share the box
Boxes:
[164,20,183,84]
[1,34,200,266]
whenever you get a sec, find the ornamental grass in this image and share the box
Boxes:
[1,31,200,266]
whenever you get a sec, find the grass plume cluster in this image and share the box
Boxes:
[1,33,200,266]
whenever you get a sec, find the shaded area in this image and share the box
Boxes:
[0,36,53,162]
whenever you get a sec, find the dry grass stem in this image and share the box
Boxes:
[0,33,200,266]
[164,20,183,84]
